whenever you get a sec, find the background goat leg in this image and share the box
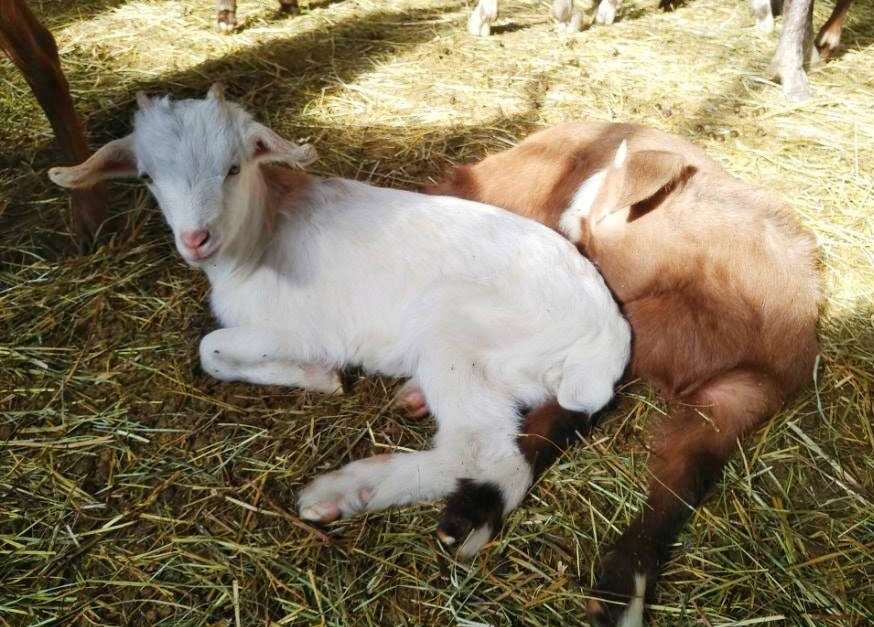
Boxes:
[0,0,106,245]
[215,0,238,33]
[769,0,815,102]
[815,0,852,62]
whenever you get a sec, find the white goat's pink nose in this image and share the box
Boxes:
[181,229,210,250]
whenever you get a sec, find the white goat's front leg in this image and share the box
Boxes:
[468,0,498,36]
[595,0,620,25]
[298,414,532,557]
[299,342,535,557]
[199,327,342,393]
[770,0,815,102]
[298,449,461,522]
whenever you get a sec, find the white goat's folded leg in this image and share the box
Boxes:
[199,327,342,393]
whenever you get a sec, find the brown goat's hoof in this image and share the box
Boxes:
[588,550,652,627]
[215,10,237,33]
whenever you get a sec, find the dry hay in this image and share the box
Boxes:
[1,0,872,625]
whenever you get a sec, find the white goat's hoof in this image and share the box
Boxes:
[774,67,812,102]
[215,11,237,33]
[298,455,393,522]
[595,1,617,25]
[556,12,583,33]
[756,14,774,33]
[468,0,497,37]
[468,12,492,37]
[394,381,429,418]
[566,12,583,33]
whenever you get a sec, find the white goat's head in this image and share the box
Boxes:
[50,84,317,265]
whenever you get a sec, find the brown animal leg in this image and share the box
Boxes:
[215,0,238,32]
[0,0,107,243]
[587,369,784,627]
[815,0,852,62]
[279,0,299,13]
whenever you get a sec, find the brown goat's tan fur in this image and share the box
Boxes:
[427,121,821,625]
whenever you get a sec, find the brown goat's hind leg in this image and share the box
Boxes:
[0,0,107,243]
[587,369,784,627]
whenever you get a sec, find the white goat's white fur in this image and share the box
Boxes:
[52,93,631,551]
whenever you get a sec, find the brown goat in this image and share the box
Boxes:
[0,0,106,242]
[425,122,821,626]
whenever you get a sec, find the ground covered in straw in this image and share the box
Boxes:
[1,0,872,625]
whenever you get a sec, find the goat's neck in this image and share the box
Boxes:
[203,170,273,284]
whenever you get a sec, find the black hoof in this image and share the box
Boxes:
[437,479,504,556]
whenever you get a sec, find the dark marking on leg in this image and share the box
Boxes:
[517,401,596,479]
[437,479,504,548]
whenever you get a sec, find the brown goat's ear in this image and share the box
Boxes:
[246,123,317,169]
[48,135,137,189]
[615,149,688,210]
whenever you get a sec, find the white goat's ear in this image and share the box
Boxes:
[246,123,317,168]
[207,82,226,102]
[48,135,137,189]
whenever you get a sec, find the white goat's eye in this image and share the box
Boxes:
[139,172,152,183]
[227,165,241,177]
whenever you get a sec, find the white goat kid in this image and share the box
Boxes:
[49,86,631,555]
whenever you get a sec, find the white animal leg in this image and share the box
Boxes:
[301,343,535,556]
[215,0,237,33]
[553,0,582,33]
[298,449,460,522]
[750,0,775,32]
[199,327,342,393]
[770,0,814,102]
[468,0,498,36]
[595,0,620,25]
